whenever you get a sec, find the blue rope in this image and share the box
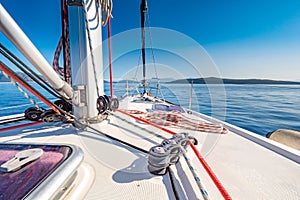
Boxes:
[111,110,210,199]
[183,151,210,199]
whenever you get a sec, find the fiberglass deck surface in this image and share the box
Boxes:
[0,97,299,199]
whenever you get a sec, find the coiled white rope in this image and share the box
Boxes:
[100,0,113,26]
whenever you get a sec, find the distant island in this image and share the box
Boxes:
[167,77,300,85]
[0,71,43,82]
[1,72,299,85]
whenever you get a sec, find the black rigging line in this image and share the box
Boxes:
[168,167,180,200]
[0,43,62,99]
[0,61,58,109]
[0,61,76,124]
[0,116,25,125]
[0,43,73,106]
[84,123,149,154]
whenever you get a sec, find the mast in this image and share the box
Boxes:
[68,0,104,122]
[140,0,147,94]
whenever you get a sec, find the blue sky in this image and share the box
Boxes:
[1,0,300,81]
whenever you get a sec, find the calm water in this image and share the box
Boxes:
[1,82,299,136]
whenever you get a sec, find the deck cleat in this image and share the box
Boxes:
[0,148,44,173]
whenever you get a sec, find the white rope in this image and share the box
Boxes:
[181,147,210,200]
[112,109,210,199]
[100,0,113,26]
[1,71,39,109]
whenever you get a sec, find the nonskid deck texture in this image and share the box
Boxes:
[0,96,299,199]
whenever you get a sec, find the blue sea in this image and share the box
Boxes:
[1,82,299,137]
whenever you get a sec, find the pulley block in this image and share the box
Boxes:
[24,107,43,121]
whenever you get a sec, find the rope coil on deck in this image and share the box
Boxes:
[122,109,228,134]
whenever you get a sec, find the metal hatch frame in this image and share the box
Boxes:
[0,143,83,199]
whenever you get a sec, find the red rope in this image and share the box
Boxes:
[0,121,43,133]
[0,63,60,114]
[117,109,175,135]
[108,17,113,98]
[189,141,232,199]
[117,109,231,200]
[53,0,71,84]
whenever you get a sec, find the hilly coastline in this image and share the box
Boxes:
[1,72,300,85]
[0,71,36,82]
[167,77,300,85]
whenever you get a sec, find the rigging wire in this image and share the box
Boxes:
[145,12,159,82]
[0,116,25,126]
[134,50,142,82]
[130,0,165,98]
[167,167,180,200]
[1,70,40,109]
[145,11,165,99]
[0,44,62,98]
[83,122,148,154]
[101,0,114,98]
[82,0,113,98]
[0,62,76,122]
[0,121,43,133]
[0,61,60,114]
[0,44,62,99]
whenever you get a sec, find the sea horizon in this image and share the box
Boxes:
[1,83,299,137]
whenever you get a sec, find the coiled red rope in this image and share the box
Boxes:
[117,108,232,200]
[53,0,71,84]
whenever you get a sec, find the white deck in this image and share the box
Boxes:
[0,96,299,199]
